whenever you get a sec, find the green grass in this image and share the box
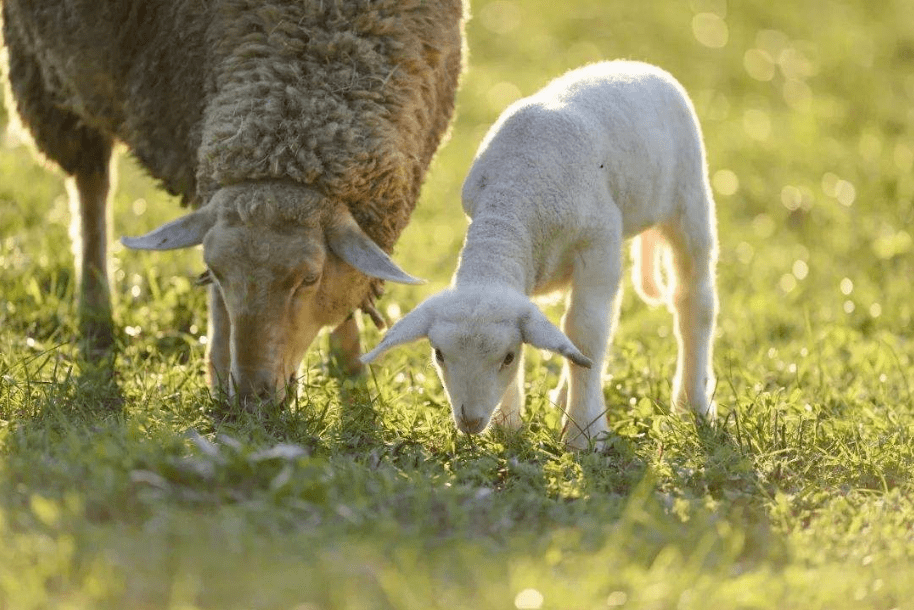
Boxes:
[2,1,914,608]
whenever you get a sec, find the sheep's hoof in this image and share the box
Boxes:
[79,315,115,359]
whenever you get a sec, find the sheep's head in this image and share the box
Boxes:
[122,182,421,405]
[361,288,592,434]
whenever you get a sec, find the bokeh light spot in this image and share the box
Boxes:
[607,591,629,607]
[692,13,728,49]
[781,185,802,211]
[479,1,522,36]
[752,214,775,238]
[736,241,754,264]
[858,132,882,161]
[514,588,544,610]
[779,273,797,293]
[894,142,913,172]
[743,109,771,141]
[712,169,739,195]
[834,180,856,207]
[487,81,522,111]
[756,29,790,58]
[744,49,775,81]
[840,278,854,295]
[783,79,812,111]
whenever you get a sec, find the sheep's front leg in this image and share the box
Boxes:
[561,239,622,450]
[493,352,524,431]
[329,314,363,377]
[206,284,231,396]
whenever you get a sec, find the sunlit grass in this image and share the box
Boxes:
[1,0,913,608]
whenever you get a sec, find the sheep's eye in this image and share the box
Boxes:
[300,273,321,287]
[293,273,321,293]
[195,269,214,287]
[205,267,225,285]
[434,348,444,363]
[502,352,515,367]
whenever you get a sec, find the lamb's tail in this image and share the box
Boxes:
[631,228,669,307]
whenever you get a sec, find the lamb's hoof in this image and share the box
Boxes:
[673,392,716,423]
[562,417,610,452]
[564,431,607,452]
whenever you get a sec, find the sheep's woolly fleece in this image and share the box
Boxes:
[2,0,466,254]
[200,0,465,251]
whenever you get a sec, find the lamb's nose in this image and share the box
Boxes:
[459,405,486,434]
[462,417,485,434]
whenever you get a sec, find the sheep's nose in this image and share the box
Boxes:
[233,371,286,406]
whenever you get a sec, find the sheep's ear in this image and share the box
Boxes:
[519,305,593,368]
[360,302,434,364]
[121,207,217,250]
[327,211,424,285]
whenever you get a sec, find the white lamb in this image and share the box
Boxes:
[362,60,719,449]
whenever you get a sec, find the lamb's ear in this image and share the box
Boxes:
[360,302,434,364]
[121,206,217,250]
[519,305,593,368]
[327,210,424,285]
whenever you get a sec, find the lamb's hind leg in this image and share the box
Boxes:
[661,208,719,418]
[561,234,622,450]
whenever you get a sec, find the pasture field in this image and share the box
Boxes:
[1,1,914,608]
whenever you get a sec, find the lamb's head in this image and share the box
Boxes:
[122,181,421,405]
[361,289,592,435]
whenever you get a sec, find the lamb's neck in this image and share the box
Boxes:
[453,213,531,294]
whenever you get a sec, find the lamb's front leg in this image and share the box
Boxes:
[561,240,622,450]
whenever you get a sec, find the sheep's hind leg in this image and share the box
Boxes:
[67,161,115,354]
[561,236,622,450]
[6,39,116,355]
[661,212,719,419]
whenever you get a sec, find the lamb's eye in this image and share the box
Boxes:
[502,352,515,367]
[434,348,444,363]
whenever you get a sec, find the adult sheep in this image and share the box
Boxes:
[1,0,466,403]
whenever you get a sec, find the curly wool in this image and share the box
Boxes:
[199,0,465,251]
[2,0,466,252]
